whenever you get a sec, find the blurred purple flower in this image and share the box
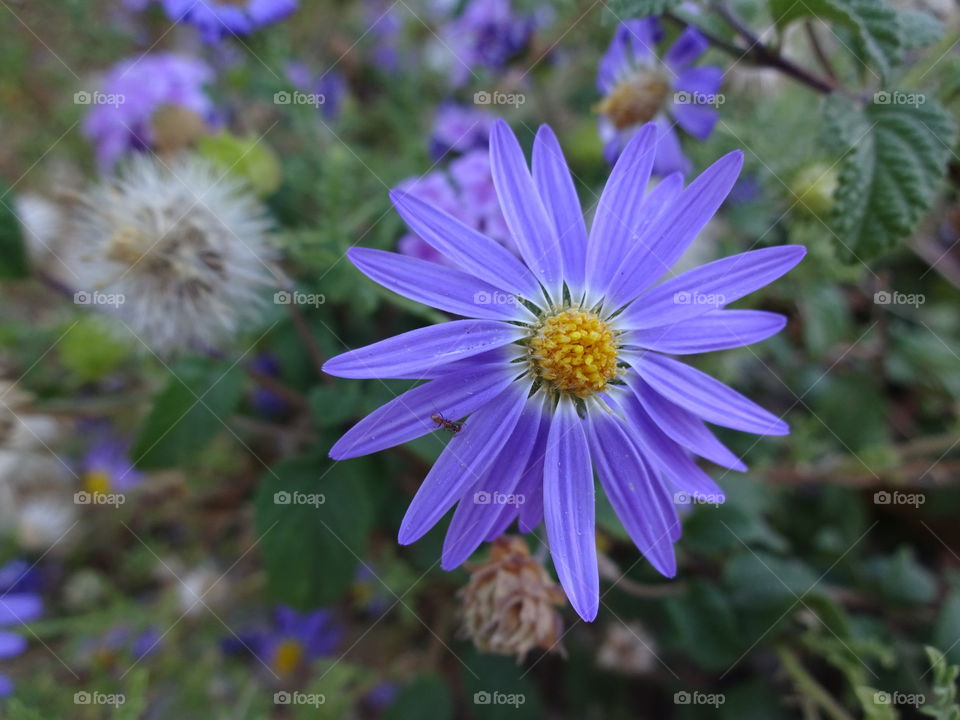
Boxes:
[82,435,143,494]
[82,52,214,170]
[83,626,161,667]
[251,607,342,676]
[285,62,347,122]
[364,0,405,72]
[157,0,298,43]
[249,353,288,416]
[430,103,495,159]
[0,567,43,698]
[444,0,535,86]
[325,120,805,620]
[597,18,722,174]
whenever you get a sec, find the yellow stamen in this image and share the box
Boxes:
[272,639,305,676]
[83,470,112,496]
[530,309,619,398]
[596,72,671,130]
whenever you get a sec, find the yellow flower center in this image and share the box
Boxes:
[596,72,671,130]
[83,470,112,496]
[530,309,619,398]
[272,639,305,676]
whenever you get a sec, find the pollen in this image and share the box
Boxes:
[596,72,671,130]
[272,639,305,676]
[530,309,619,398]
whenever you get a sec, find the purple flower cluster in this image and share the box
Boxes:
[443,0,535,86]
[128,0,298,43]
[597,18,723,174]
[325,119,804,620]
[82,52,214,170]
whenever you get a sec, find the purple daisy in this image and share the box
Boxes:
[430,103,496,159]
[325,120,804,620]
[251,607,341,677]
[82,52,214,170]
[597,18,723,175]
[158,0,298,43]
[0,568,43,697]
[82,436,144,495]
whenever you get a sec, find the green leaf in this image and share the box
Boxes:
[898,9,944,50]
[461,651,543,720]
[933,590,960,666]
[922,646,960,720]
[605,0,682,17]
[855,686,899,720]
[383,674,453,720]
[57,316,131,383]
[0,193,29,279]
[862,547,937,605]
[308,383,361,429]
[771,0,902,78]
[197,131,282,197]
[664,580,742,669]
[131,356,245,470]
[254,455,374,609]
[825,94,956,261]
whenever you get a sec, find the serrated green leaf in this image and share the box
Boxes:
[826,94,956,261]
[921,647,960,720]
[131,357,245,470]
[771,0,901,78]
[254,455,373,609]
[898,9,944,50]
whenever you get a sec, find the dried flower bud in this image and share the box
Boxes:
[596,622,658,676]
[459,535,566,661]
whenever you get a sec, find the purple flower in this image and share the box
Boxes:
[158,0,298,43]
[82,53,214,170]
[324,120,805,620]
[285,62,346,122]
[443,0,535,86]
[430,104,496,159]
[83,626,161,667]
[597,18,723,175]
[0,567,43,698]
[364,0,405,73]
[250,607,341,676]
[82,436,143,494]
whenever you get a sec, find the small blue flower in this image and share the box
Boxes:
[158,0,298,43]
[81,436,143,495]
[250,607,341,677]
[443,0,535,86]
[430,103,495,159]
[0,562,43,697]
[597,18,723,174]
[325,120,804,620]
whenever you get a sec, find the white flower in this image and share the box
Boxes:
[17,497,76,552]
[62,154,278,355]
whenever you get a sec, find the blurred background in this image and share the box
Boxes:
[0,0,959,717]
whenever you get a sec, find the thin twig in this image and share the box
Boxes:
[804,21,839,82]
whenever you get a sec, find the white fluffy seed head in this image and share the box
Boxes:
[65,153,278,355]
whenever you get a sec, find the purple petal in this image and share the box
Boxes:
[619,389,728,499]
[398,383,528,544]
[634,171,684,240]
[483,501,520,541]
[598,19,660,92]
[664,27,709,72]
[441,398,543,569]
[606,150,744,307]
[637,353,789,435]
[628,374,746,471]
[626,310,787,354]
[544,399,598,621]
[390,190,541,300]
[675,66,723,97]
[586,410,678,577]
[670,102,718,141]
[0,595,42,626]
[618,245,807,330]
[586,123,658,301]
[0,632,26,659]
[490,120,563,298]
[532,125,588,296]
[347,248,530,322]
[515,416,549,532]
[330,363,514,460]
[652,121,690,177]
[323,320,521,379]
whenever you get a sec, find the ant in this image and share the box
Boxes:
[431,413,463,434]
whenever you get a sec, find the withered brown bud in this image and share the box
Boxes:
[459,535,567,661]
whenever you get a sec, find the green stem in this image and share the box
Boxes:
[776,645,857,720]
